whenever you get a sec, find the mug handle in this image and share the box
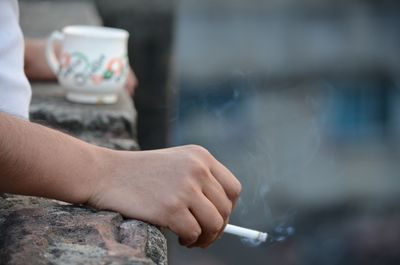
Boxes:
[46,31,64,74]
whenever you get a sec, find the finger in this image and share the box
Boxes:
[204,217,229,249]
[124,85,134,96]
[188,192,224,248]
[201,179,232,248]
[202,178,232,222]
[124,77,134,96]
[124,68,138,96]
[167,208,202,246]
[210,160,242,203]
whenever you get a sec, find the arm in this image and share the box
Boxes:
[0,112,241,247]
[24,38,138,95]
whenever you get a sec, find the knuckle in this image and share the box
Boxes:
[188,163,210,181]
[231,179,242,198]
[186,229,201,243]
[208,216,224,235]
[187,144,211,157]
[178,217,201,245]
[220,202,232,219]
[164,199,183,215]
[183,180,197,192]
[182,180,201,198]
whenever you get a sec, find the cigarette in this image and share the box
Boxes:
[224,224,268,242]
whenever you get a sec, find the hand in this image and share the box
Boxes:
[89,145,242,248]
[24,38,59,80]
[124,68,138,96]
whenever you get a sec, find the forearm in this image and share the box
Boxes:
[24,38,58,80]
[0,113,242,248]
[0,111,105,203]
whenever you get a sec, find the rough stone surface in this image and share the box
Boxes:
[30,84,139,151]
[0,194,167,265]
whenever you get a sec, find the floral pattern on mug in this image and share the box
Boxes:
[59,51,128,87]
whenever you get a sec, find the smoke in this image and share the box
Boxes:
[178,72,328,248]
[227,81,327,248]
[268,224,296,244]
[240,237,264,248]
[237,223,296,248]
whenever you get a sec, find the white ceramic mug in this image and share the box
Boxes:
[46,25,129,104]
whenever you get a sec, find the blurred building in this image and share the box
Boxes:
[172,1,400,265]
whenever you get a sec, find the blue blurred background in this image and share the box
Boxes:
[169,1,400,264]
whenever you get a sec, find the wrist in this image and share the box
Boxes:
[62,144,115,205]
[85,147,130,209]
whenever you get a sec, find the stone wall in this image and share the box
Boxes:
[0,194,167,265]
[0,1,168,264]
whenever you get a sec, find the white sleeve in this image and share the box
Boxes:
[0,0,32,119]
